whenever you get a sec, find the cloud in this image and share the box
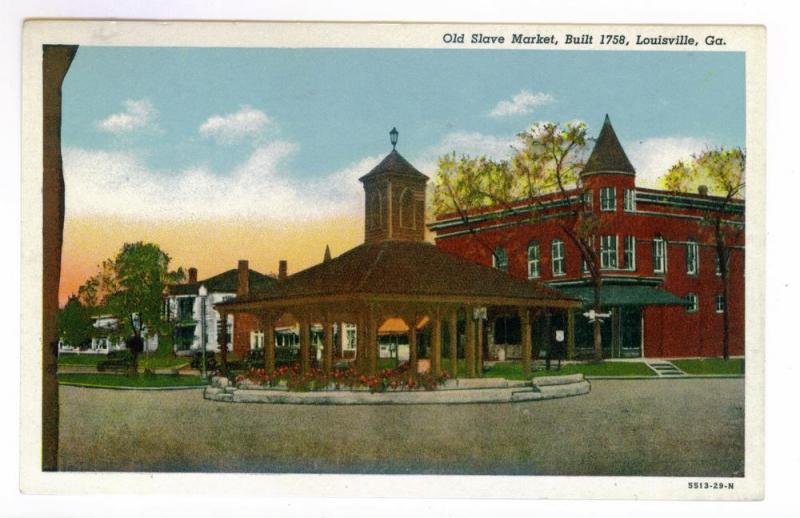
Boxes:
[62,142,376,223]
[97,99,159,134]
[199,106,273,144]
[489,90,554,118]
[625,136,714,187]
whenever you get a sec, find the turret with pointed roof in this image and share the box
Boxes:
[582,114,636,177]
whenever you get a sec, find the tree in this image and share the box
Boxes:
[57,295,93,350]
[661,147,745,360]
[84,242,185,370]
[433,121,608,361]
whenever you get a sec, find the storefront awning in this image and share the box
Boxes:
[555,285,687,307]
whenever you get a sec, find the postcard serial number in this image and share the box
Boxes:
[688,482,735,490]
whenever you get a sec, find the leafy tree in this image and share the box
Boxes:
[83,242,185,370]
[57,295,93,349]
[661,147,745,360]
[433,121,608,361]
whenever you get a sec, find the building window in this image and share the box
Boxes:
[250,331,264,350]
[623,235,636,271]
[715,294,726,313]
[582,190,593,211]
[177,297,195,322]
[600,235,618,269]
[552,239,565,276]
[685,293,698,313]
[527,241,540,279]
[493,246,509,272]
[653,236,667,274]
[624,188,636,212]
[600,187,616,211]
[686,239,699,275]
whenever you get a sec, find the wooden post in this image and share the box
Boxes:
[219,311,229,374]
[521,308,532,377]
[356,313,366,373]
[449,308,458,377]
[408,312,418,373]
[368,310,378,375]
[566,309,576,360]
[300,316,310,375]
[465,308,475,378]
[335,321,344,359]
[432,308,442,377]
[476,315,484,377]
[263,313,275,374]
[323,314,334,375]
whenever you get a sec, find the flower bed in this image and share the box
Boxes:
[235,362,450,392]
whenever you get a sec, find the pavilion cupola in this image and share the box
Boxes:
[359,128,429,244]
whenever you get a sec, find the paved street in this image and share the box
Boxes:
[58,379,744,476]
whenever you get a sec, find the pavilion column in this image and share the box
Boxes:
[449,308,458,377]
[476,314,484,377]
[408,312,418,374]
[218,311,229,374]
[520,307,532,377]
[368,310,378,375]
[335,321,344,359]
[323,314,334,375]
[299,315,311,375]
[465,307,476,378]
[262,313,275,374]
[566,309,576,360]
[431,308,442,377]
[356,313,366,373]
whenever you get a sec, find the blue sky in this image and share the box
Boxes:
[61,47,744,222]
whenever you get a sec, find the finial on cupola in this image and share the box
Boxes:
[390,127,399,150]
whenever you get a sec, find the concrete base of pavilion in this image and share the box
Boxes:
[203,373,590,405]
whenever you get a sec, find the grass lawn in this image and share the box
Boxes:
[58,373,205,388]
[671,358,745,375]
[484,361,656,380]
[58,354,191,369]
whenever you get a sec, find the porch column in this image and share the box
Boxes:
[408,313,418,373]
[465,308,476,378]
[431,308,442,377]
[218,310,229,374]
[476,314,484,377]
[521,308,532,377]
[449,308,458,377]
[299,316,310,375]
[566,309,576,360]
[323,314,334,375]
[263,313,275,374]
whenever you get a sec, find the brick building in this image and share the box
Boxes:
[430,116,745,359]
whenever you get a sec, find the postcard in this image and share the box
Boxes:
[20,20,765,500]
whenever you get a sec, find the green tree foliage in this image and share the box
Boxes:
[661,147,745,360]
[57,295,93,349]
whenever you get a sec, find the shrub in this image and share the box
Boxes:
[190,351,217,372]
[97,350,134,372]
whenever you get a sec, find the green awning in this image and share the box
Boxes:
[555,285,687,307]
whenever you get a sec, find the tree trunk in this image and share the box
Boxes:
[592,276,603,361]
[42,45,78,472]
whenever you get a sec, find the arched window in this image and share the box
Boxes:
[493,246,509,272]
[527,241,540,279]
[399,188,415,229]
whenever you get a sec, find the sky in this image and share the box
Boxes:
[59,46,745,304]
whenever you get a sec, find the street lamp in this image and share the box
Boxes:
[198,284,208,380]
[390,127,398,150]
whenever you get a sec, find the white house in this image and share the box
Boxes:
[57,314,158,355]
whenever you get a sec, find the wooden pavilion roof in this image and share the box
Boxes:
[217,240,579,311]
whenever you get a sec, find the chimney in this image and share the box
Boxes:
[698,185,709,196]
[237,260,249,297]
[188,267,197,284]
[278,260,288,280]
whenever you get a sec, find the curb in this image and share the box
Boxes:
[586,374,744,380]
[58,382,207,391]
